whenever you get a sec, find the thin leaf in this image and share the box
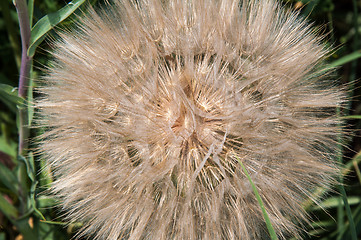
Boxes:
[328,50,361,68]
[27,152,46,220]
[15,156,31,211]
[234,155,278,240]
[338,184,357,240]
[0,84,24,113]
[28,0,87,57]
[337,196,344,239]
[312,196,361,210]
[30,180,46,220]
[335,203,361,240]
[18,154,35,182]
[341,115,361,119]
[28,0,34,27]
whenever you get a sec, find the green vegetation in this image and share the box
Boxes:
[0,0,360,239]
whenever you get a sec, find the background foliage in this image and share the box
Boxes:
[0,0,360,239]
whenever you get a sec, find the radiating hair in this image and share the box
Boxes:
[37,0,345,239]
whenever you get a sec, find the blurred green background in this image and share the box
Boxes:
[0,0,360,239]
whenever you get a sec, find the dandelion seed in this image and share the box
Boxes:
[37,0,345,239]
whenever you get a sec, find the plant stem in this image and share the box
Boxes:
[12,3,37,239]
[14,0,32,155]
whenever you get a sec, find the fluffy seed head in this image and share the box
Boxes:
[37,0,344,239]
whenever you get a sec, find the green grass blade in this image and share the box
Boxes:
[328,50,361,68]
[0,84,24,113]
[235,155,278,240]
[27,0,87,57]
[339,203,361,240]
[25,152,46,220]
[339,185,357,240]
[337,196,345,240]
[311,196,361,210]
[18,154,35,182]
[341,115,361,119]
[27,0,34,27]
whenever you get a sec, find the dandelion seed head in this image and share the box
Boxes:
[37,0,345,239]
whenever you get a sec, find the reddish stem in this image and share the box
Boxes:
[14,0,32,155]
[14,0,31,98]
